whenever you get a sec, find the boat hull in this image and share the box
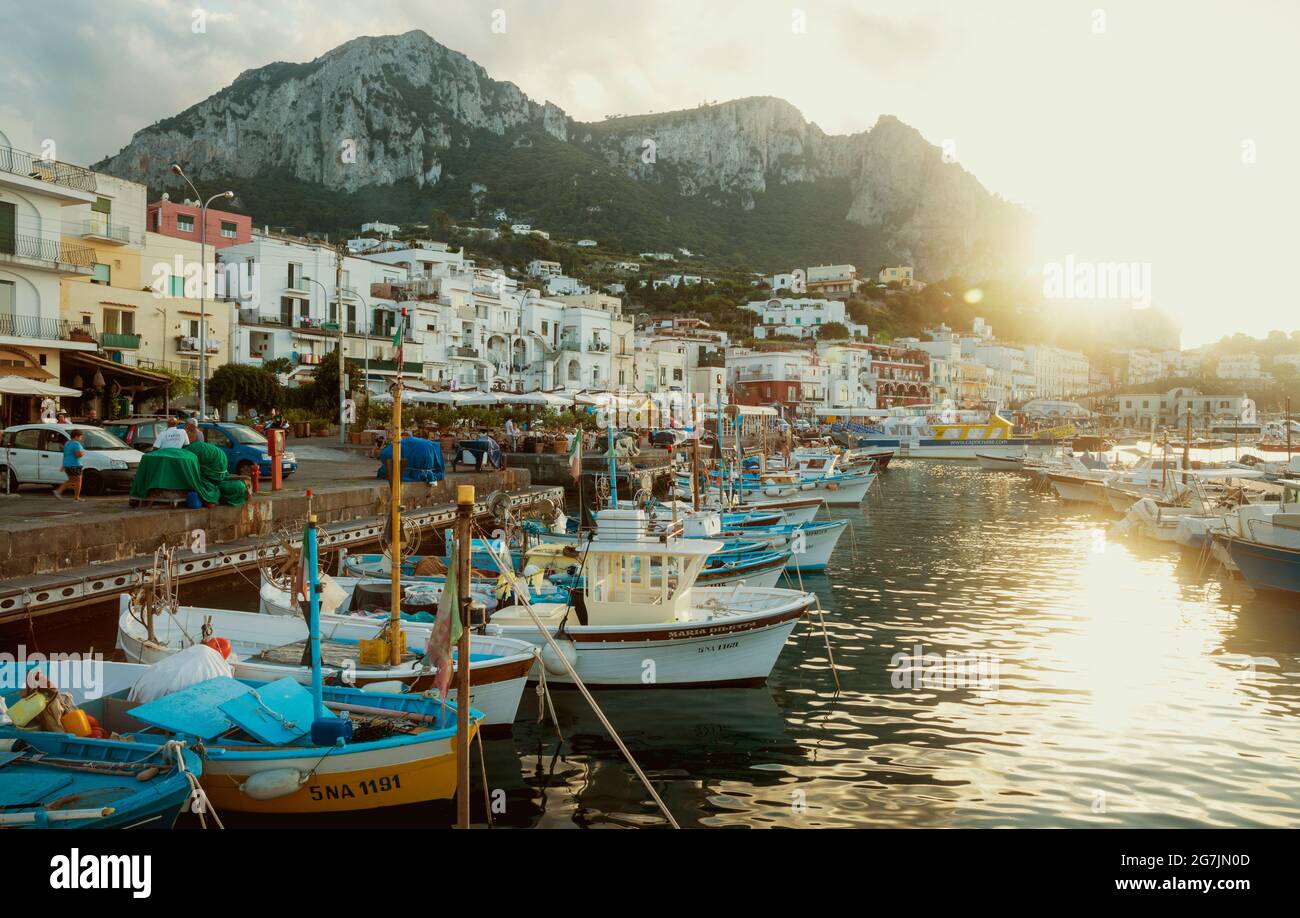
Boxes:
[199,729,467,814]
[491,590,810,687]
[1221,536,1300,594]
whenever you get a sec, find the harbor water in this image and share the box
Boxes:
[25,458,1300,828]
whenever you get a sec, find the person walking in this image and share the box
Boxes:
[504,416,518,452]
[52,428,85,502]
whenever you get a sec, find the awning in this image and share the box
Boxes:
[62,352,171,392]
[0,376,81,397]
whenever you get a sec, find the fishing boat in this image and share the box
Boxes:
[115,594,536,729]
[486,507,815,687]
[0,731,201,829]
[976,452,1026,472]
[1218,534,1300,594]
[1,662,202,829]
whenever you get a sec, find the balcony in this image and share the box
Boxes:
[0,233,96,273]
[0,314,98,347]
[589,341,610,353]
[451,346,479,359]
[176,335,221,354]
[101,332,141,350]
[352,358,423,374]
[558,335,581,352]
[0,145,97,194]
[80,218,134,245]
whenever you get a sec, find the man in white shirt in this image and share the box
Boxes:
[153,419,190,450]
[504,417,517,452]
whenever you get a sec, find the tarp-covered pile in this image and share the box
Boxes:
[128,445,248,506]
[376,436,445,483]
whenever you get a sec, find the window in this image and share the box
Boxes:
[186,319,201,337]
[169,275,185,297]
[92,263,111,285]
[0,280,14,317]
[288,263,303,289]
[103,308,135,335]
[205,428,232,448]
[11,429,42,451]
[220,221,237,239]
[176,214,195,233]
[619,370,626,385]
[673,368,683,381]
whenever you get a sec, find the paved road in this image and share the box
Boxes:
[0,437,382,529]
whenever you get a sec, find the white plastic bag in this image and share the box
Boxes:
[128,644,234,703]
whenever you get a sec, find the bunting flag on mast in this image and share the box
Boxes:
[429,536,463,703]
[568,430,583,482]
[393,308,406,370]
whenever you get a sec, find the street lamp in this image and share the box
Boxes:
[170,164,232,420]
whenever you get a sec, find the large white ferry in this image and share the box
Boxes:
[833,407,1058,459]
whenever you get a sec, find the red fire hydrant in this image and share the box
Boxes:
[250,463,261,494]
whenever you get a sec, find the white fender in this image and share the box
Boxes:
[240,768,305,800]
[541,635,578,676]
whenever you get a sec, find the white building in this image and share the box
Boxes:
[1216,353,1266,380]
[742,297,868,340]
[1024,344,1090,400]
[0,131,101,401]
[544,275,591,296]
[361,221,399,236]
[1113,387,1256,428]
[527,259,562,279]
[652,274,703,289]
[576,239,598,248]
[552,293,633,391]
[972,343,1035,407]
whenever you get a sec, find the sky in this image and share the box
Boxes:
[1,0,1296,347]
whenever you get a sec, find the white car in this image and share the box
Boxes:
[0,424,144,495]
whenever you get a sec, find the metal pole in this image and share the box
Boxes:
[199,199,207,419]
[606,409,617,509]
[454,484,474,829]
[336,243,346,445]
[389,372,403,667]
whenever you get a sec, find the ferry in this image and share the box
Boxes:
[833,408,1057,459]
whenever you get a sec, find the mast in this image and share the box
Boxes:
[389,311,405,666]
[1183,410,1192,485]
[606,400,618,510]
[455,485,473,829]
[306,514,325,724]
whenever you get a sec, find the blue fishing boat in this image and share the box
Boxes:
[0,668,203,830]
[1220,534,1300,595]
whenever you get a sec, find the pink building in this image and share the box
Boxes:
[147,199,252,250]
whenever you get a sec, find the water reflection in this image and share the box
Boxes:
[14,460,1300,828]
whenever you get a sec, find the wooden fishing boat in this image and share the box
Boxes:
[487,508,815,687]
[0,706,201,830]
[115,594,536,729]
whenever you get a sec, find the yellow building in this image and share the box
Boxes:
[59,173,230,415]
[957,359,990,407]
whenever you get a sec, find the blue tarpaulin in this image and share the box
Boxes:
[377,436,445,483]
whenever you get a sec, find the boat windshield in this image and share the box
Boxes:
[588,552,684,605]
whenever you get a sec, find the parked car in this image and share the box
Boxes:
[102,416,174,453]
[0,424,143,495]
[197,422,297,478]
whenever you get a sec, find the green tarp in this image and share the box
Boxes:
[129,445,248,507]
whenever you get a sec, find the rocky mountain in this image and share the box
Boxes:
[97,29,1032,279]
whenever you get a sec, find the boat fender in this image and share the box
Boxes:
[360,680,408,695]
[240,768,306,800]
[541,635,578,676]
[801,482,814,491]
[826,482,839,492]
[766,486,783,497]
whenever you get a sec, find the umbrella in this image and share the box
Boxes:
[494,391,550,407]
[0,376,81,397]
[539,390,575,408]
[457,391,501,407]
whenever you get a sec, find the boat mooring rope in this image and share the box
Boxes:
[476,536,681,829]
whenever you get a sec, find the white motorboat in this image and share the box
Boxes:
[487,508,815,687]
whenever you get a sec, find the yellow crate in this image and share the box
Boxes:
[359,630,407,665]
